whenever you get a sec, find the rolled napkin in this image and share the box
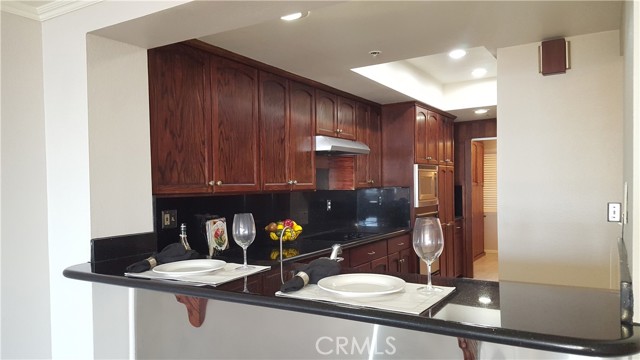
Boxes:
[125,243,202,273]
[280,257,341,293]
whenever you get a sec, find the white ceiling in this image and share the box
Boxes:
[4,1,623,121]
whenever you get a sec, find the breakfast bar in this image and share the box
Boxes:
[64,232,640,359]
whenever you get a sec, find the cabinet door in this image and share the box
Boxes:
[337,97,356,139]
[441,118,454,165]
[371,256,389,273]
[399,248,415,273]
[388,252,401,273]
[426,111,439,164]
[210,56,260,193]
[368,106,382,186]
[149,44,212,195]
[289,81,316,190]
[315,89,337,137]
[443,223,455,277]
[415,107,428,164]
[355,103,370,187]
[438,166,455,223]
[259,71,290,191]
[454,218,464,277]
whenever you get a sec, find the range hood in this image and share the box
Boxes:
[315,135,370,155]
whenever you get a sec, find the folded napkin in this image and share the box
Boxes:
[125,243,202,273]
[280,258,341,293]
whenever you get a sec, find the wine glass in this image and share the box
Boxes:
[412,217,444,293]
[232,213,256,270]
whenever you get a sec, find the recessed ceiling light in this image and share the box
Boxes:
[448,49,467,59]
[280,11,309,21]
[474,109,489,115]
[472,68,488,78]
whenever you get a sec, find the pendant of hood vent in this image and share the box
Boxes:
[315,135,370,155]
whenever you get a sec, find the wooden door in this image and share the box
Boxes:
[210,55,260,193]
[471,141,485,259]
[337,97,356,139]
[355,104,382,188]
[454,218,464,277]
[441,118,454,165]
[315,89,337,137]
[355,102,370,187]
[259,71,290,191]
[426,112,439,164]
[415,107,428,164]
[288,81,316,190]
[148,44,212,195]
[368,106,382,186]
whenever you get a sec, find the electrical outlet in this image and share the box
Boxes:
[326,199,332,211]
[161,209,178,229]
[607,202,621,222]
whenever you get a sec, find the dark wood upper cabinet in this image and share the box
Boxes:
[210,55,260,193]
[288,81,316,190]
[259,71,290,191]
[355,103,381,188]
[315,89,338,137]
[315,90,356,139]
[441,118,454,165]
[337,97,356,140]
[149,44,213,195]
[415,106,439,164]
[260,72,315,191]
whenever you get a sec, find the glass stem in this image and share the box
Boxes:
[426,261,433,289]
[243,248,248,267]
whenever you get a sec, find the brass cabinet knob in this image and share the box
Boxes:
[215,180,223,186]
[287,180,294,185]
[292,180,298,185]
[208,181,215,186]
[368,179,375,184]
[426,156,432,160]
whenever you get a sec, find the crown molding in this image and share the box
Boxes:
[1,1,102,22]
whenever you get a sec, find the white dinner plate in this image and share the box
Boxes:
[317,273,406,297]
[152,259,226,276]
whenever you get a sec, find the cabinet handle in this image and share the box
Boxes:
[287,180,294,185]
[456,227,462,229]
[215,180,223,186]
[367,251,376,256]
[426,156,432,160]
[399,259,406,263]
[396,242,404,246]
[208,181,215,186]
[292,180,298,185]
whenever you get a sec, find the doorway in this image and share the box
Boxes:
[471,138,498,281]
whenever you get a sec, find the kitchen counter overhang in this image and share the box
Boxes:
[64,261,640,358]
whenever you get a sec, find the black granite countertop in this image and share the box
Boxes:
[65,254,640,357]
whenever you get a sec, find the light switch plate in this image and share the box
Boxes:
[607,202,621,222]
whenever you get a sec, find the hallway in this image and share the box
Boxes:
[473,252,498,281]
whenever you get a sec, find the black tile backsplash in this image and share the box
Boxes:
[154,187,410,255]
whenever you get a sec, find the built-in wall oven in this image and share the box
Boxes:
[413,164,440,274]
[413,164,438,208]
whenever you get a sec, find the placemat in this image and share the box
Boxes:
[125,263,270,287]
[276,283,455,315]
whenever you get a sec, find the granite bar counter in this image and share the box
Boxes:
[65,232,640,359]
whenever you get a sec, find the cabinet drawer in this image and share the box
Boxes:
[387,234,411,254]
[350,241,387,267]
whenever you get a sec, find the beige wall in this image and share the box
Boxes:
[0,12,52,359]
[497,30,624,289]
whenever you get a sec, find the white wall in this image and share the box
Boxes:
[86,33,153,359]
[497,30,624,289]
[622,0,640,319]
[0,12,52,359]
[0,2,188,358]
